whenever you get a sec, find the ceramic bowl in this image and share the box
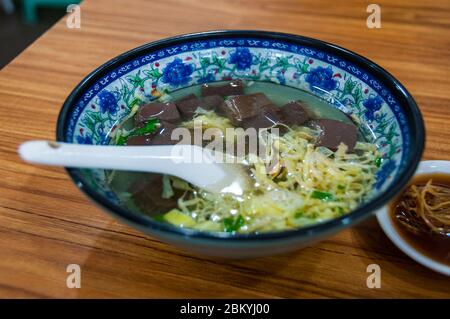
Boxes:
[56,30,425,257]
[376,161,450,276]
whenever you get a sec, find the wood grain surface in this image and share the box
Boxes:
[0,0,449,298]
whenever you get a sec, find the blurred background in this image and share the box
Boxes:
[0,0,80,68]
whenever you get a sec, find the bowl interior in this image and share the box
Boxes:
[57,31,423,235]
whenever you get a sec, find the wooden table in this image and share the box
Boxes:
[0,0,449,298]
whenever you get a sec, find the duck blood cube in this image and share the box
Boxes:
[174,94,204,118]
[278,101,312,126]
[313,119,357,152]
[201,79,244,97]
[129,177,182,215]
[219,92,276,125]
[135,102,181,126]
[127,121,179,146]
[202,95,223,110]
[240,108,280,130]
[175,94,225,118]
[125,135,151,146]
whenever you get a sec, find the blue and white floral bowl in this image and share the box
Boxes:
[57,31,424,257]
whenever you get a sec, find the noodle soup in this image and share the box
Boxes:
[107,80,380,234]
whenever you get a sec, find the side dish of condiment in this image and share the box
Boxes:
[376,161,450,276]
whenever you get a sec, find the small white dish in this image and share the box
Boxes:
[376,160,450,276]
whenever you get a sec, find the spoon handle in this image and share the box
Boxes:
[18,140,229,191]
[19,140,200,171]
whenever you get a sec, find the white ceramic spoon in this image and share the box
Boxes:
[18,140,248,195]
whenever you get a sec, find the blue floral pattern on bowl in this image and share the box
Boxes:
[304,66,338,92]
[228,47,253,70]
[161,58,194,88]
[97,90,119,115]
[363,95,384,121]
[64,36,413,199]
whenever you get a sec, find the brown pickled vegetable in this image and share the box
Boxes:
[394,179,450,237]
[390,173,450,265]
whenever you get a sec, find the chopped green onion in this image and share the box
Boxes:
[115,118,159,145]
[132,118,159,136]
[116,135,128,146]
[223,214,245,232]
[375,156,382,167]
[311,190,334,201]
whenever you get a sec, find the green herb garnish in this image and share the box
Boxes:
[375,156,382,167]
[132,118,159,137]
[223,214,246,232]
[116,135,128,146]
[311,190,334,201]
[115,118,159,145]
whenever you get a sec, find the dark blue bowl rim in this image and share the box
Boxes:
[56,30,425,241]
